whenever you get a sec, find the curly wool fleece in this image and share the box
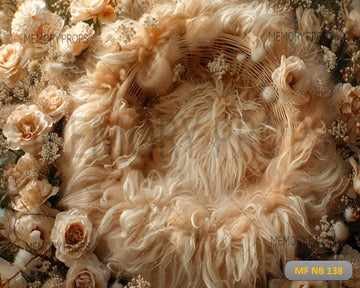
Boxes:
[61,0,348,287]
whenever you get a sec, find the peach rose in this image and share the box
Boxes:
[51,209,97,267]
[0,43,28,86]
[14,214,54,254]
[65,254,110,288]
[70,0,109,23]
[36,86,68,121]
[2,104,53,153]
[59,22,95,63]
[272,55,311,105]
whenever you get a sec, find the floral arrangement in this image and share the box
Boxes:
[1,0,360,287]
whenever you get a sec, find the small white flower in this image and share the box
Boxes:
[333,221,349,241]
[143,16,160,30]
[321,46,337,72]
[345,207,355,222]
[44,62,67,74]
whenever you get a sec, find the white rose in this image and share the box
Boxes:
[2,104,53,153]
[272,55,311,105]
[65,254,110,288]
[11,0,64,55]
[14,214,54,253]
[11,0,48,36]
[70,0,109,23]
[51,209,97,267]
[0,43,28,86]
[36,86,68,121]
[12,179,59,214]
[59,22,95,63]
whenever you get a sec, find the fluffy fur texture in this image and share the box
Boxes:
[61,1,348,287]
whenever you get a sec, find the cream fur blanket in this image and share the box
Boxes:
[61,0,347,287]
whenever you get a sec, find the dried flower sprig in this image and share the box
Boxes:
[125,275,151,288]
[207,54,229,80]
[39,133,63,164]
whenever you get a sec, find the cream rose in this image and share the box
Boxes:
[14,214,54,254]
[272,55,311,105]
[349,7,360,38]
[335,83,360,115]
[70,0,109,23]
[65,254,110,288]
[5,153,40,194]
[12,179,59,214]
[11,0,64,55]
[51,209,97,267]
[0,43,28,86]
[36,86,68,121]
[2,104,53,153]
[11,0,48,36]
[333,83,360,150]
[59,22,95,63]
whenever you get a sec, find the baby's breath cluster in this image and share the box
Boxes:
[39,133,63,164]
[125,275,151,288]
[328,119,349,142]
[207,54,229,80]
[313,215,337,250]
